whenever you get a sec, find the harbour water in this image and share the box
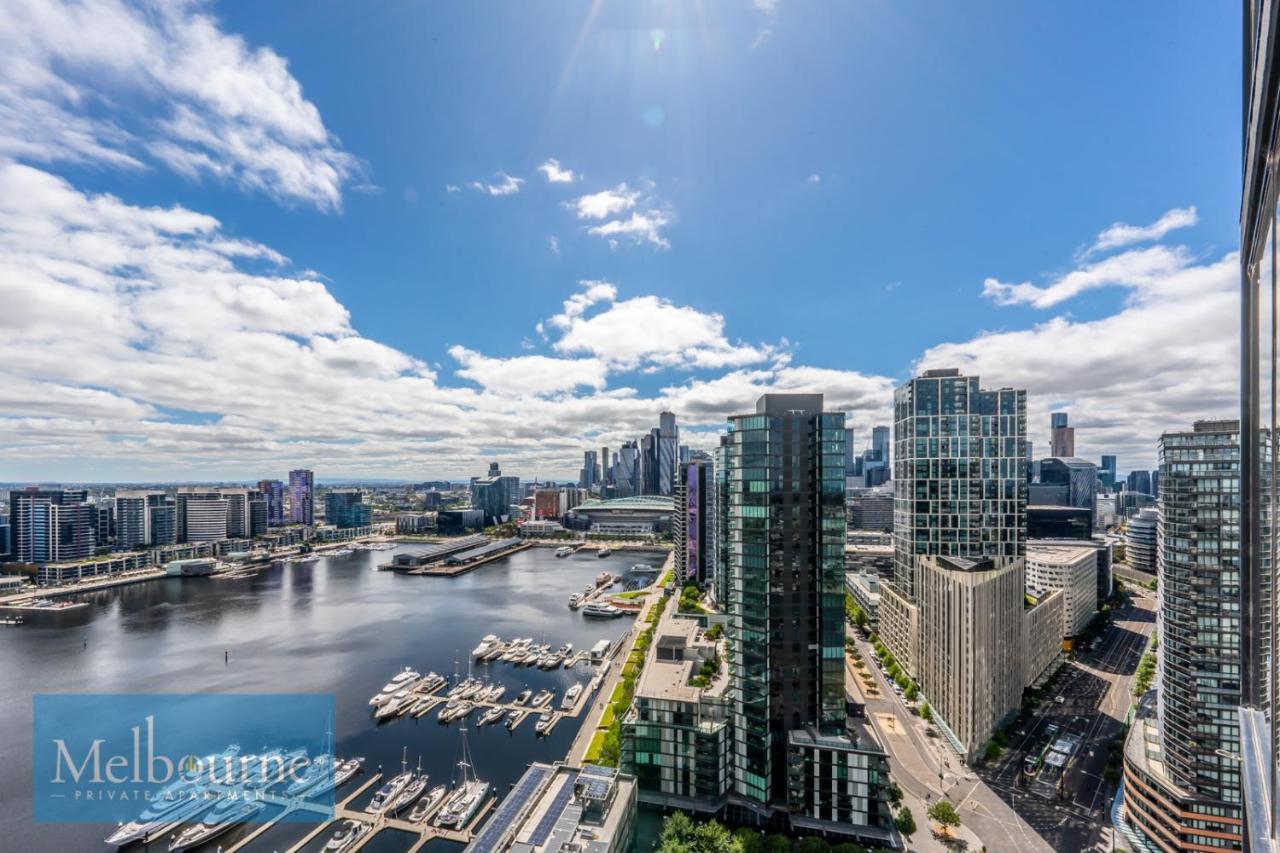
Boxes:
[0,543,667,852]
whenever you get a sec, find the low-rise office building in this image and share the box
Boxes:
[1025,542,1097,638]
[845,572,881,630]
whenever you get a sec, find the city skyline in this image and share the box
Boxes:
[0,2,1239,482]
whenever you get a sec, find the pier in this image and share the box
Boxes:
[214,766,494,853]
[409,540,530,576]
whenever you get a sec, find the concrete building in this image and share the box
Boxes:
[622,605,732,802]
[1121,420,1245,851]
[1025,542,1097,638]
[1126,507,1158,574]
[534,488,562,521]
[288,469,314,526]
[580,450,600,492]
[845,572,882,630]
[471,463,519,526]
[847,487,893,532]
[879,368,1030,761]
[395,512,434,534]
[911,555,1027,762]
[1022,587,1065,688]
[176,488,228,543]
[219,487,266,538]
[845,541,894,579]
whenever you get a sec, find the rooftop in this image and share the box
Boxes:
[572,495,674,513]
[1026,543,1096,564]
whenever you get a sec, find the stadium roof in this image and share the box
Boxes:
[573,495,674,513]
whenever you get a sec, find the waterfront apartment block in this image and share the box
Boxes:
[324,488,371,529]
[114,491,176,549]
[175,488,229,543]
[673,458,715,586]
[725,394,847,806]
[257,479,285,526]
[622,606,731,802]
[7,488,95,565]
[1121,420,1244,851]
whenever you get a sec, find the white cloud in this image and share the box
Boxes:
[0,0,361,211]
[807,173,821,184]
[550,291,773,370]
[982,244,1191,309]
[1085,206,1198,256]
[537,158,577,184]
[931,249,1237,469]
[570,184,640,220]
[471,172,523,196]
[444,184,460,193]
[449,346,607,396]
[587,211,671,249]
[547,235,560,255]
[0,178,1233,480]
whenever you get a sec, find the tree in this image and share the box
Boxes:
[904,682,919,702]
[886,780,903,806]
[765,834,792,853]
[734,828,765,853]
[928,799,961,831]
[598,725,620,766]
[797,838,829,853]
[919,702,932,722]
[832,845,866,853]
[895,806,917,841]
[693,821,741,853]
[660,811,696,849]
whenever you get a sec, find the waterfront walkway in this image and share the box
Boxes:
[566,551,672,765]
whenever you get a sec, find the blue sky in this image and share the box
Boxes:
[0,1,1242,481]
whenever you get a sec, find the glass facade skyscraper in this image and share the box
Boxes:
[725,393,845,805]
[1241,6,1280,844]
[288,469,314,526]
[1122,420,1245,851]
[888,368,1026,601]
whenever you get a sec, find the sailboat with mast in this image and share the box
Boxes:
[434,723,490,829]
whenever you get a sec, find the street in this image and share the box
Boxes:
[851,590,1155,852]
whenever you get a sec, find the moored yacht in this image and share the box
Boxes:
[365,752,413,814]
[514,688,531,705]
[534,710,556,735]
[568,592,584,609]
[408,784,448,823]
[388,760,427,814]
[435,779,490,829]
[322,819,368,853]
[531,688,554,707]
[597,548,612,558]
[478,706,506,726]
[581,602,623,618]
[105,779,213,847]
[555,546,573,557]
[471,634,501,658]
[560,683,583,710]
[168,797,263,852]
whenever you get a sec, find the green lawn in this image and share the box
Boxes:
[583,730,606,763]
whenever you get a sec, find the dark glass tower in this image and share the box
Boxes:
[725,393,845,804]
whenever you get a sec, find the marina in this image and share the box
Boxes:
[0,542,667,851]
